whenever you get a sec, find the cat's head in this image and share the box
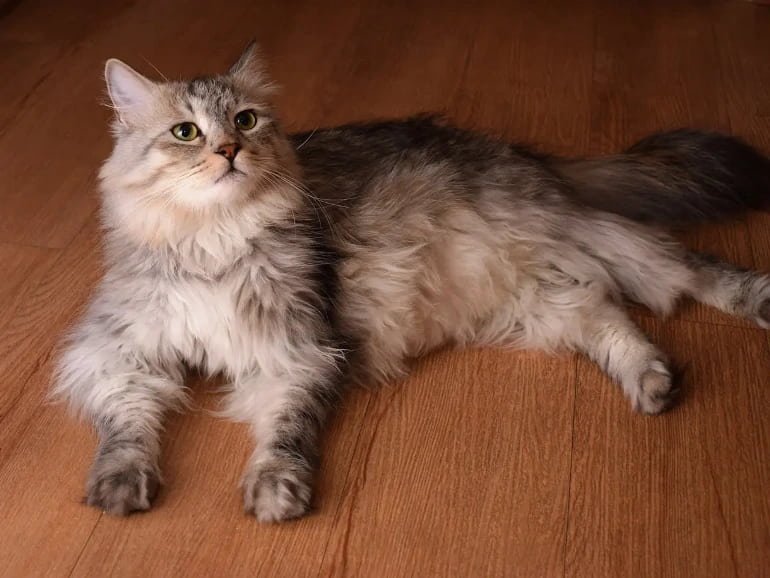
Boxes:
[100,44,299,243]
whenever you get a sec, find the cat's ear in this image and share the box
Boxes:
[228,42,274,93]
[104,59,157,124]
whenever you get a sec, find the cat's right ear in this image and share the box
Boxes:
[104,59,157,124]
[228,41,274,94]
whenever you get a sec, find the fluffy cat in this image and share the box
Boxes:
[54,44,770,522]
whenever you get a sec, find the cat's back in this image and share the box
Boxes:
[291,115,546,208]
[293,114,528,169]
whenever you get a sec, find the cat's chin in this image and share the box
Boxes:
[214,167,247,185]
[173,178,253,212]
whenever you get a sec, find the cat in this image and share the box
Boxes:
[53,43,770,523]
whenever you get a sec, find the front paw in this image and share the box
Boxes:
[86,457,160,516]
[242,456,313,523]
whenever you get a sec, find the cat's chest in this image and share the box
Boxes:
[162,269,267,376]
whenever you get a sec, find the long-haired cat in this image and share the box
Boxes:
[54,44,770,522]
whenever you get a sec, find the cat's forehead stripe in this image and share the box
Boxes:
[186,77,236,118]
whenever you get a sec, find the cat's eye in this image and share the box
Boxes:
[234,110,258,131]
[171,122,200,141]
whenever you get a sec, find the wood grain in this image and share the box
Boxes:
[69,387,375,578]
[0,220,100,433]
[450,0,595,154]
[589,0,761,330]
[713,1,770,273]
[321,349,576,578]
[565,319,770,577]
[0,0,124,248]
[0,401,100,577]
[0,1,768,577]
[0,242,58,315]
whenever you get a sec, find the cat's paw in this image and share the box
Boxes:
[745,276,770,329]
[86,459,160,516]
[242,457,313,523]
[633,360,679,415]
[753,297,770,329]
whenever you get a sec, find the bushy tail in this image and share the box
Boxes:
[552,130,770,225]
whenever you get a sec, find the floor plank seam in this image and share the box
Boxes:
[0,214,98,466]
[702,440,740,578]
[1,210,98,254]
[315,394,375,578]
[710,9,735,140]
[561,356,579,578]
[66,511,104,578]
[0,344,53,425]
[0,364,59,471]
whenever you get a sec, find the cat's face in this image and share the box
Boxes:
[101,45,293,216]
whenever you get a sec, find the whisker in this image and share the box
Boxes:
[262,172,333,231]
[142,56,170,82]
[262,170,335,228]
[267,168,353,208]
[295,128,317,151]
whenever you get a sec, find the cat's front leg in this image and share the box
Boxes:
[54,316,186,515]
[227,360,342,523]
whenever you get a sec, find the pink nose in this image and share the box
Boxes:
[216,143,240,161]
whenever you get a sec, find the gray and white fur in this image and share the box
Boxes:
[53,44,770,522]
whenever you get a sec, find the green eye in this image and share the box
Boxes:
[171,122,199,141]
[234,110,257,130]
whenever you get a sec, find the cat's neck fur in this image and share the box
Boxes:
[100,180,304,278]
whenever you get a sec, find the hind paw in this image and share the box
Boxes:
[754,297,770,329]
[632,360,679,415]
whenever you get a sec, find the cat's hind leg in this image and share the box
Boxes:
[474,274,677,414]
[686,252,770,328]
[568,300,678,415]
[569,213,770,327]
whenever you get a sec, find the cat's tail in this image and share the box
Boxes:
[551,129,770,225]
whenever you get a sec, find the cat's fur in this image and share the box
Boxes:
[54,44,770,522]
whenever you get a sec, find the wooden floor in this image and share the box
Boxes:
[1,0,769,576]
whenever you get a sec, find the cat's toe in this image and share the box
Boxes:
[86,460,160,516]
[633,360,679,415]
[242,457,312,523]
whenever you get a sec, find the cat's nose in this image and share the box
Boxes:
[216,143,241,162]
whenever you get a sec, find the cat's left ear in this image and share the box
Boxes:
[105,59,158,125]
[228,41,275,94]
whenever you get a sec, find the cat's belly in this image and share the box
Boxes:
[334,205,538,380]
[333,199,614,381]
